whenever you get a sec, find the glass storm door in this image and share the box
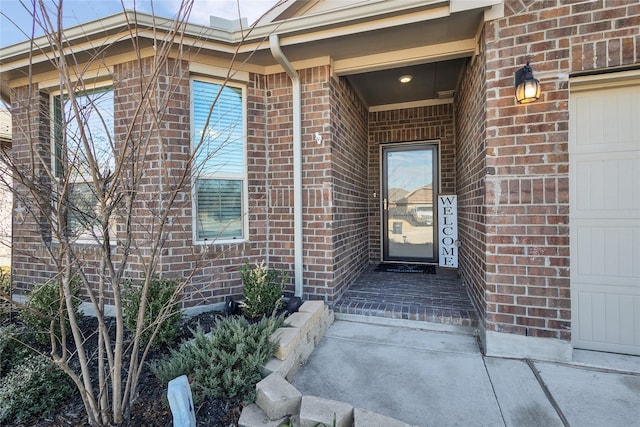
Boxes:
[382,143,438,263]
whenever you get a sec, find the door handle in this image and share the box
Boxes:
[383,199,387,210]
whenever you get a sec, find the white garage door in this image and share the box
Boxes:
[570,72,640,355]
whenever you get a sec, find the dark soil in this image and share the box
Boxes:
[5,310,244,427]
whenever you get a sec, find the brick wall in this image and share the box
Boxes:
[264,66,369,301]
[10,59,359,306]
[10,83,131,297]
[479,0,640,339]
[265,67,340,299]
[368,104,456,261]
[12,0,636,317]
[299,67,335,299]
[111,56,259,307]
[265,71,297,296]
[328,74,370,299]
[10,85,57,293]
[10,57,269,307]
[111,57,184,278]
[454,38,488,328]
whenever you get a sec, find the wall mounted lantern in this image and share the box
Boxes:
[514,61,541,104]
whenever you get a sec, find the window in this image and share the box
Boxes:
[53,87,114,242]
[191,78,246,242]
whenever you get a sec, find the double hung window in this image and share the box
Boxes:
[53,87,114,242]
[191,78,246,243]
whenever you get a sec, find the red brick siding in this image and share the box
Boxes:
[480,0,640,339]
[265,68,339,299]
[454,40,488,328]
[264,67,369,301]
[112,58,187,277]
[112,57,265,307]
[299,67,335,299]
[368,104,456,261]
[328,75,369,300]
[265,71,297,296]
[10,85,57,293]
[175,70,270,306]
[11,58,269,307]
[11,86,107,296]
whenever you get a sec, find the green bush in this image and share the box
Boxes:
[0,353,76,423]
[123,276,182,347]
[0,324,31,377]
[0,267,11,322]
[240,261,286,318]
[151,314,282,404]
[19,278,83,345]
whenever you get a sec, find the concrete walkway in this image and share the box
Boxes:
[291,319,640,427]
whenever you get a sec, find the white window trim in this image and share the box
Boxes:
[50,84,115,245]
[190,76,248,245]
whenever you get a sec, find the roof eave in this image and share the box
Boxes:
[1,0,450,62]
[0,0,502,104]
[0,10,239,64]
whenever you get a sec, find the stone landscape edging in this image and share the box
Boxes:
[238,301,417,427]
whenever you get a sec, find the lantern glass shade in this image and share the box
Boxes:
[514,62,541,104]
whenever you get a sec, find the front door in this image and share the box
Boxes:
[382,143,438,263]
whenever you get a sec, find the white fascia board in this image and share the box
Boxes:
[484,2,505,21]
[188,61,250,82]
[450,0,502,13]
[253,0,296,24]
[0,11,238,68]
[242,2,457,52]
[333,39,476,75]
[1,12,161,58]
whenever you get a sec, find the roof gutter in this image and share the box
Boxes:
[269,34,303,299]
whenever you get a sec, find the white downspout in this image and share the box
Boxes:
[269,34,303,298]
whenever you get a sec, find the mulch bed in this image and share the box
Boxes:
[4,310,243,427]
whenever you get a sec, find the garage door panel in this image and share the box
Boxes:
[573,285,640,355]
[616,158,638,210]
[570,78,640,355]
[571,85,640,153]
[605,295,621,343]
[619,297,638,345]
[573,222,640,282]
[572,153,640,214]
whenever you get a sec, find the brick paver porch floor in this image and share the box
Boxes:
[332,263,479,328]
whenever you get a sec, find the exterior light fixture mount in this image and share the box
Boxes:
[399,75,412,84]
[514,61,541,104]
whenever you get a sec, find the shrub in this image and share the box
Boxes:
[0,324,31,377]
[123,276,182,347]
[240,261,286,319]
[19,278,83,345]
[0,267,11,322]
[0,353,76,423]
[151,314,282,404]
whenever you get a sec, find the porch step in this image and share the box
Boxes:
[332,264,479,329]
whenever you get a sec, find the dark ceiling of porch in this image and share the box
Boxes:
[345,57,468,107]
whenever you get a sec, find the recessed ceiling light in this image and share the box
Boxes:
[399,75,413,83]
